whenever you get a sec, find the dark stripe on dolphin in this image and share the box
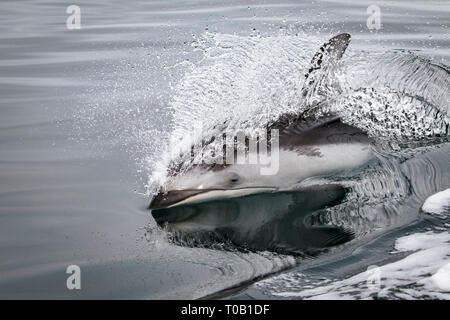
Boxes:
[277,116,372,151]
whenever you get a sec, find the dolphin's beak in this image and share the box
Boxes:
[149,189,208,210]
[149,187,278,210]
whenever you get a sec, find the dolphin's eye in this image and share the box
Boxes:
[228,172,240,184]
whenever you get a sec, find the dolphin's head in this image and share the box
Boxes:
[149,163,278,210]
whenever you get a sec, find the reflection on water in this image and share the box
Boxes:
[154,185,353,254]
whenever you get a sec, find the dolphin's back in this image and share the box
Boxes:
[268,32,368,149]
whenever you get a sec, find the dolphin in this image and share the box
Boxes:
[150,115,373,209]
[149,33,375,251]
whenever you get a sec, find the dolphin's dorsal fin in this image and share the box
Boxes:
[302,33,351,99]
[305,33,351,81]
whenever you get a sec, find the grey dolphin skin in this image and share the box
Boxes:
[150,34,371,252]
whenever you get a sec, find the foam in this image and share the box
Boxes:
[422,188,450,218]
[257,231,450,299]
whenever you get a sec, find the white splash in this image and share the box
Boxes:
[258,231,450,299]
[422,188,450,218]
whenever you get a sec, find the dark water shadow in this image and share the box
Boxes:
[151,185,355,255]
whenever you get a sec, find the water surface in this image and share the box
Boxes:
[0,0,449,299]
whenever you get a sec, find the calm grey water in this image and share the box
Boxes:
[0,0,449,299]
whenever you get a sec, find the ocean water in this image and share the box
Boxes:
[0,0,449,299]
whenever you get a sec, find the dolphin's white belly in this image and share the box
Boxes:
[274,142,373,188]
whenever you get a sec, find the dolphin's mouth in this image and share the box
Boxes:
[149,187,278,210]
[149,189,213,210]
